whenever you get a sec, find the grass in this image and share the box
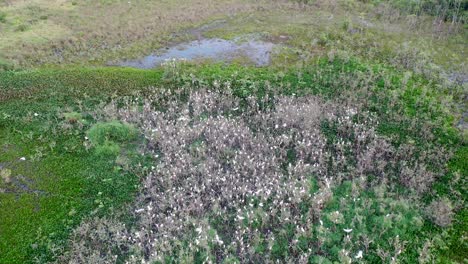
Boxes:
[0,0,273,68]
[87,121,138,156]
[0,67,160,263]
[0,126,141,263]
[0,0,465,74]
[203,7,467,71]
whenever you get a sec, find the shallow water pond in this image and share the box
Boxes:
[115,38,277,68]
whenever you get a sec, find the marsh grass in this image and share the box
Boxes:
[0,1,465,261]
[0,0,465,74]
[0,11,6,23]
[0,0,280,67]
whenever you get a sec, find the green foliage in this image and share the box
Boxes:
[0,11,6,23]
[0,67,162,104]
[0,122,142,263]
[63,112,83,123]
[0,57,12,71]
[0,70,149,262]
[0,0,464,262]
[363,0,468,23]
[87,121,137,146]
[15,24,28,32]
[318,182,424,262]
[87,121,137,157]
[94,140,121,156]
[310,256,333,264]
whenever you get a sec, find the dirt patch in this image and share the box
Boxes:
[0,161,46,197]
[264,34,291,44]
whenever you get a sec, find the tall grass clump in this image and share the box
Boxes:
[363,0,467,35]
[0,11,6,23]
[0,57,12,71]
[87,121,137,156]
[383,0,467,22]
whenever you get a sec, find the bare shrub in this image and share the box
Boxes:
[57,217,131,264]
[425,198,454,227]
[399,162,435,194]
[116,89,328,261]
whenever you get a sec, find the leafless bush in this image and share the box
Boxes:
[425,198,454,227]
[390,42,443,79]
[394,139,450,194]
[116,89,328,262]
[399,162,435,194]
[57,217,131,264]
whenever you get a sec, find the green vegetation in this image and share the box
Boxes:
[0,11,6,23]
[0,0,466,263]
[0,68,155,263]
[365,0,468,23]
[87,121,137,156]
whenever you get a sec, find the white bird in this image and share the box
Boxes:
[355,250,363,259]
[343,228,353,233]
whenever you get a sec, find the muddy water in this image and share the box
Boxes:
[116,38,276,69]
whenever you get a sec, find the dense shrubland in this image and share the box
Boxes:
[0,55,465,262]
